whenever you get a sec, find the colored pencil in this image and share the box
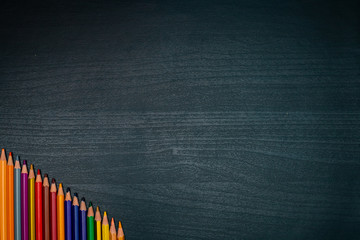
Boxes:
[87,202,94,240]
[80,198,87,240]
[35,169,43,240]
[117,221,124,240]
[0,149,8,240]
[8,152,14,240]
[65,188,72,240]
[94,207,101,240]
[57,183,65,240]
[21,160,29,240]
[43,174,50,240]
[50,179,57,240]
[73,193,80,240]
[29,164,36,240]
[110,218,116,240]
[15,156,21,240]
[102,212,109,240]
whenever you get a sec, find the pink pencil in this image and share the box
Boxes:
[21,160,29,240]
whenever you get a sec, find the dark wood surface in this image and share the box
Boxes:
[0,0,359,239]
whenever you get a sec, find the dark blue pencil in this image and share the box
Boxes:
[80,198,87,240]
[73,193,80,240]
[65,188,72,240]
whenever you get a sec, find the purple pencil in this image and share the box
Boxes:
[21,160,29,240]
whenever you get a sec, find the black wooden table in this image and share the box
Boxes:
[0,0,359,239]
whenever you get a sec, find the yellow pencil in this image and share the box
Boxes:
[0,149,8,240]
[102,211,110,240]
[29,164,36,240]
[8,152,14,240]
[117,221,125,240]
[95,206,102,240]
[57,183,65,240]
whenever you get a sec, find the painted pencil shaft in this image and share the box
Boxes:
[43,175,50,240]
[102,212,109,240]
[94,207,101,240]
[8,153,14,240]
[73,195,80,240]
[21,161,29,240]
[50,180,57,240]
[80,200,87,240]
[35,170,43,240]
[0,149,8,240]
[15,157,21,240]
[117,221,125,240]
[65,190,72,240]
[29,165,35,240]
[87,204,94,240]
[57,184,65,240]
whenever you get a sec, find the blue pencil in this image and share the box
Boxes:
[15,156,21,240]
[80,198,87,240]
[65,188,72,240]
[73,193,80,240]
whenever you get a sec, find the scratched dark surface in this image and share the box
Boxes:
[0,0,360,239]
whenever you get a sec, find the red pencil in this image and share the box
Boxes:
[35,169,43,240]
[50,179,57,240]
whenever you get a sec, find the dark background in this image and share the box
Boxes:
[0,0,359,239]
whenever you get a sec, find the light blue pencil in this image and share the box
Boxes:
[15,156,21,240]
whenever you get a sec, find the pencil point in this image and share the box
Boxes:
[59,183,62,188]
[44,173,48,178]
[66,187,71,193]
[104,211,107,216]
[81,197,85,202]
[89,201,92,207]
[52,178,56,183]
[16,155,20,161]
[74,192,78,197]
[9,152,12,156]
[118,221,122,228]
[23,160,27,165]
[30,164,34,169]
[37,169,41,175]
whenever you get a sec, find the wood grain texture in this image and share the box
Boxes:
[0,0,359,239]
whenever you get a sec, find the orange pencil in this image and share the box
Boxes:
[0,148,8,240]
[117,221,125,240]
[35,169,43,240]
[57,183,65,240]
[8,152,14,240]
[110,218,117,240]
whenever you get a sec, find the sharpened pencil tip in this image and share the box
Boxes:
[89,201,92,207]
[37,169,41,175]
[52,178,55,183]
[74,193,78,197]
[59,183,62,188]
[81,197,85,202]
[96,206,99,211]
[9,152,12,156]
[104,211,107,216]
[16,156,20,161]
[66,187,71,192]
[44,173,48,178]
[23,160,27,164]
[30,164,34,169]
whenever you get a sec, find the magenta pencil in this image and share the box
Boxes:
[21,160,29,240]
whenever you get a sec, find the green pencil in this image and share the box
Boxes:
[87,202,95,240]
